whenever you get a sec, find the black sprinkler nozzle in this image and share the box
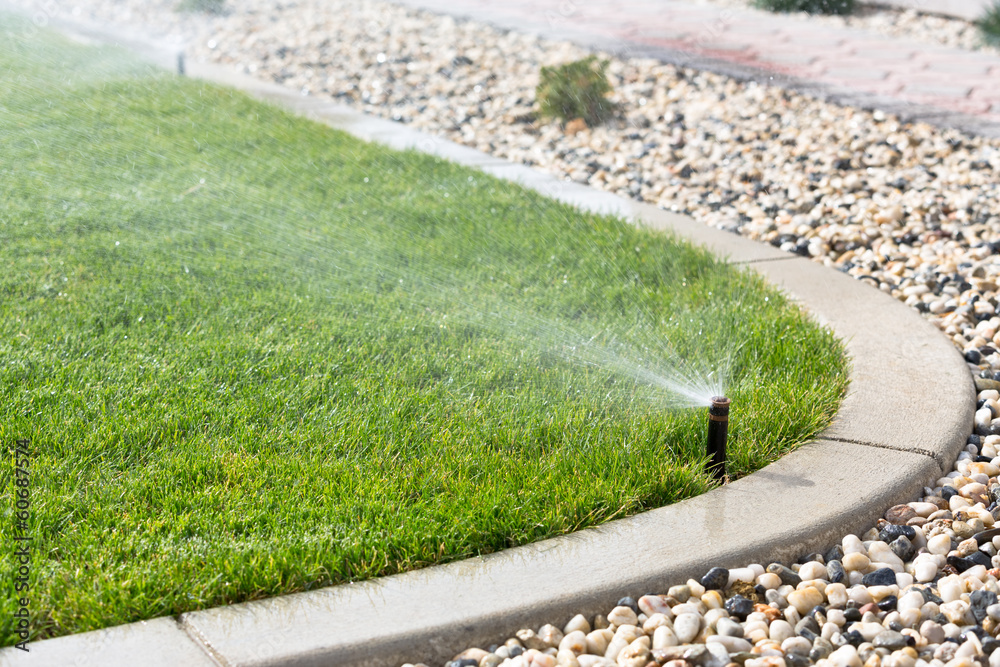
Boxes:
[707,395,730,482]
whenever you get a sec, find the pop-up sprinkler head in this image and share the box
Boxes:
[707,396,730,483]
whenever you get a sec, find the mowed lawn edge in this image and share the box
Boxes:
[0,24,849,644]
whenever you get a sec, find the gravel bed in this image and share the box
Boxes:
[21,1,1000,665]
[420,448,1000,667]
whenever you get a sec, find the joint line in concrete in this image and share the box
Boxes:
[731,256,801,266]
[823,436,944,467]
[177,616,230,667]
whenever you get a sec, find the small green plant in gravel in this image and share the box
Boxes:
[536,55,618,127]
[175,0,225,14]
[753,0,853,15]
[979,0,1000,46]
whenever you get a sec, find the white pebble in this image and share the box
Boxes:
[728,567,757,585]
[651,625,678,649]
[842,534,866,555]
[829,644,862,667]
[847,586,873,607]
[921,620,945,645]
[703,608,727,629]
[672,613,701,644]
[769,619,795,642]
[842,552,871,572]
[927,534,952,556]
[915,559,938,583]
[788,586,824,615]
[909,502,939,517]
[585,629,612,656]
[637,596,671,618]
[782,636,812,655]
[826,583,848,608]
[556,648,581,667]
[899,608,922,628]
[642,613,670,634]
[707,635,752,653]
[606,606,637,627]
[798,561,828,581]
[559,631,587,654]
[563,614,591,636]
[938,578,964,603]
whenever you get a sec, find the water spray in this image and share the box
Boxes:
[707,396,730,483]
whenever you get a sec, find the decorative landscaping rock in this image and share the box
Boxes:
[605,606,638,628]
[673,613,703,644]
[724,595,755,620]
[700,567,729,591]
[427,416,1000,666]
[860,567,897,587]
[884,505,918,525]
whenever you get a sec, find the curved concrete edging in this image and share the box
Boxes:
[0,10,976,667]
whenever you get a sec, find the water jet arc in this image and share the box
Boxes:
[707,395,730,482]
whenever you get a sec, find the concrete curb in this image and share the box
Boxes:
[0,10,976,667]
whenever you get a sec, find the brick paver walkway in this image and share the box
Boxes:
[397,0,1000,137]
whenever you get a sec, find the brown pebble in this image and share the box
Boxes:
[906,517,928,527]
[952,520,977,539]
[754,603,782,622]
[859,602,878,615]
[885,504,918,525]
[975,378,1000,392]
[593,614,609,630]
[925,496,949,510]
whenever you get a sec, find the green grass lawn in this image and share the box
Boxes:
[0,19,848,644]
